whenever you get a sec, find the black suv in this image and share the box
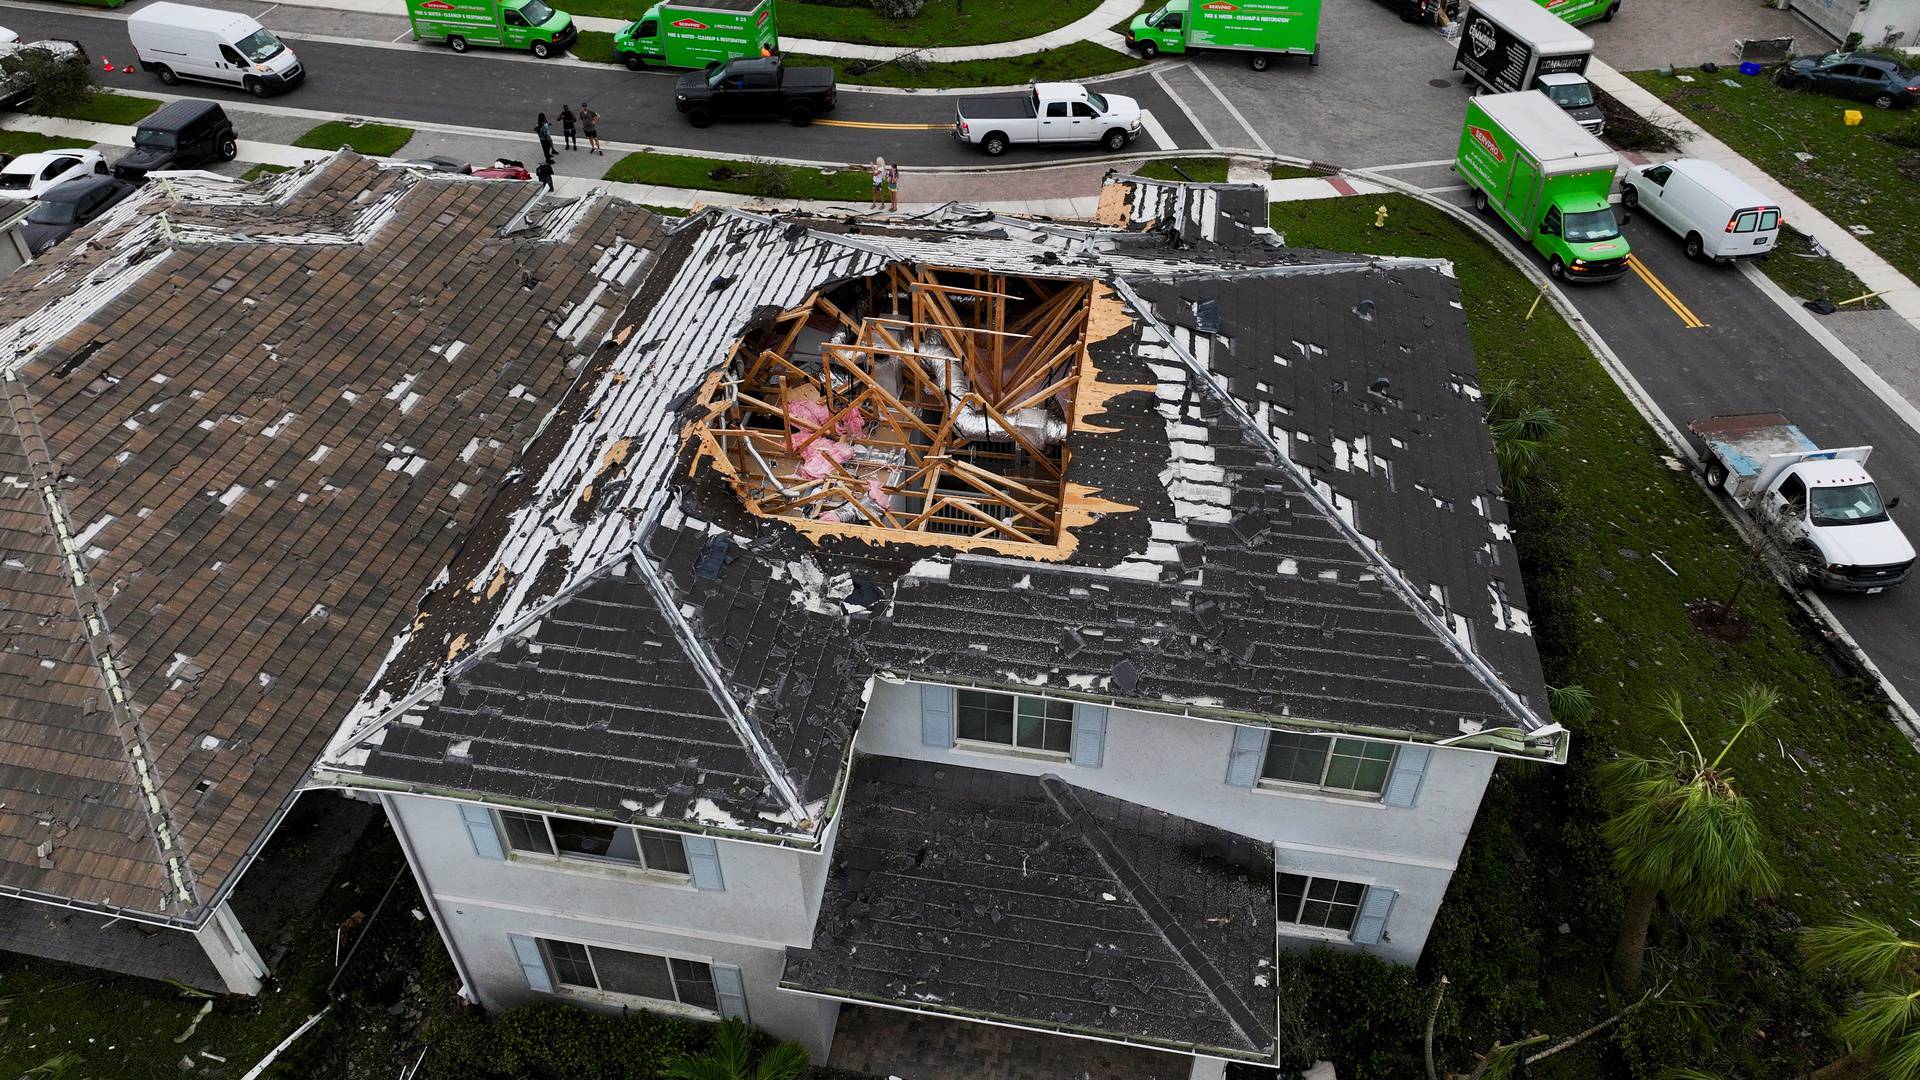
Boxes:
[1776,52,1920,109]
[111,99,239,179]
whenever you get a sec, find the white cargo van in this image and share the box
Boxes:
[128,2,304,97]
[1621,158,1782,263]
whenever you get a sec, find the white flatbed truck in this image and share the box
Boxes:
[1690,413,1915,592]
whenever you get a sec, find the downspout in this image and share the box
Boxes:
[380,792,480,1005]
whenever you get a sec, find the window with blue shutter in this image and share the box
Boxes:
[1224,725,1268,787]
[1351,886,1398,946]
[508,934,553,992]
[1069,703,1107,768]
[682,834,725,891]
[460,803,504,860]
[919,684,955,748]
[1383,745,1433,808]
[712,962,749,1021]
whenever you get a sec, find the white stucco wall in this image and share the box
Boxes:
[855,680,1498,964]
[386,792,842,1057]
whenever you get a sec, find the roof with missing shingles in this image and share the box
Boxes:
[320,178,1553,844]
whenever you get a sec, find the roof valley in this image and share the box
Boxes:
[1035,774,1271,1051]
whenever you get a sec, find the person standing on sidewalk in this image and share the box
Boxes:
[559,105,578,151]
[886,160,899,212]
[536,113,556,164]
[582,103,603,156]
[869,157,887,209]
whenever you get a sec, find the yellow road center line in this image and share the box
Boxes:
[816,119,949,130]
[1627,254,1707,328]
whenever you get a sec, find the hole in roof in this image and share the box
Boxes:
[689,264,1103,552]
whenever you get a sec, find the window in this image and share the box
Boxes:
[1046,101,1069,118]
[1278,874,1367,932]
[219,44,243,65]
[956,690,1073,755]
[1260,731,1396,796]
[637,18,657,35]
[1733,211,1759,233]
[539,939,719,1010]
[1161,11,1183,29]
[497,810,690,875]
[504,7,528,25]
[1642,165,1671,185]
[1759,209,1780,230]
[1542,206,1562,235]
[1072,102,1097,118]
[1778,472,1808,513]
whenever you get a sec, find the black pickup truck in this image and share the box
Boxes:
[674,57,837,128]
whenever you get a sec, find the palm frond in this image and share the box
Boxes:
[1805,916,1920,984]
[663,1060,744,1080]
[753,1042,811,1080]
[1876,1023,1920,1080]
[1835,988,1920,1051]
[1547,683,1596,723]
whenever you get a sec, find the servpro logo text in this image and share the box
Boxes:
[1201,1,1239,9]
[672,16,708,28]
[1468,125,1505,163]
[756,9,769,23]
[421,1,455,10]
[1467,17,1496,57]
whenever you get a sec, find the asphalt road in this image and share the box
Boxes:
[1465,201,1920,712]
[0,2,1207,164]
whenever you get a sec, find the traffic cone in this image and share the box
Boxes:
[121,63,133,73]
[100,54,114,72]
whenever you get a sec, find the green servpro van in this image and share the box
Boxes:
[1126,0,1320,70]
[1456,91,1629,282]
[1534,0,1619,25]
[614,0,776,70]
[406,0,577,56]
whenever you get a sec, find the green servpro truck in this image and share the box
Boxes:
[405,0,576,56]
[1456,91,1629,282]
[1126,0,1320,70]
[614,0,775,70]
[1534,0,1619,25]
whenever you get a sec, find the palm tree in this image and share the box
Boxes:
[1483,380,1566,481]
[1802,913,1920,1079]
[664,1017,810,1080]
[1601,685,1782,992]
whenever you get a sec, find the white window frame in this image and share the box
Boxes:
[494,809,690,879]
[1276,873,1369,936]
[954,689,1075,760]
[535,936,721,1017]
[1256,731,1399,801]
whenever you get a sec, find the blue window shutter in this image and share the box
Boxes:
[683,835,725,891]
[460,803,504,860]
[509,935,552,992]
[1070,704,1108,768]
[919,684,954,748]
[1383,745,1433,808]
[1351,886,1398,946]
[1224,725,1268,787]
[712,962,749,1021]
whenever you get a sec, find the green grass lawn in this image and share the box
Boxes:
[557,0,1095,44]
[604,151,870,200]
[1111,0,1157,33]
[787,41,1136,89]
[241,162,291,181]
[32,92,162,124]
[1133,156,1228,182]
[571,29,619,63]
[0,130,93,156]
[293,120,414,157]
[1269,161,1326,179]
[1271,194,1918,1077]
[1630,70,1920,286]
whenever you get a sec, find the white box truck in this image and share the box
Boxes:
[1690,413,1915,592]
[128,2,304,97]
[1455,0,1602,134]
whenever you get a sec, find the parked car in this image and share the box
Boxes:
[1375,0,1459,23]
[0,27,20,45]
[22,174,138,254]
[674,56,836,128]
[129,2,304,97]
[1775,51,1920,109]
[111,99,238,179]
[0,150,106,199]
[0,38,87,109]
[954,82,1144,156]
[1622,158,1782,262]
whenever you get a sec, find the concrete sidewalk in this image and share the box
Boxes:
[241,0,1139,62]
[1588,59,1920,331]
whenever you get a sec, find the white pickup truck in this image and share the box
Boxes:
[953,82,1144,156]
[1691,413,1915,592]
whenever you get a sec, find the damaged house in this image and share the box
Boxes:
[0,152,1562,1075]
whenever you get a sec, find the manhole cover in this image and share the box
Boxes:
[1428,78,1453,88]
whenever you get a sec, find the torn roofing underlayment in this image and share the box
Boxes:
[321,175,1557,846]
[0,153,662,924]
[782,754,1279,1059]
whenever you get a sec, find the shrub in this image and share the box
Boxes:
[8,46,98,116]
[870,0,925,17]
[1294,949,1427,1079]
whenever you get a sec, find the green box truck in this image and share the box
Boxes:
[1125,0,1320,70]
[614,0,775,70]
[1456,91,1629,282]
[405,0,576,56]
[1534,0,1619,25]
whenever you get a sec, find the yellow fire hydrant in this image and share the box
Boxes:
[1374,204,1389,229]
